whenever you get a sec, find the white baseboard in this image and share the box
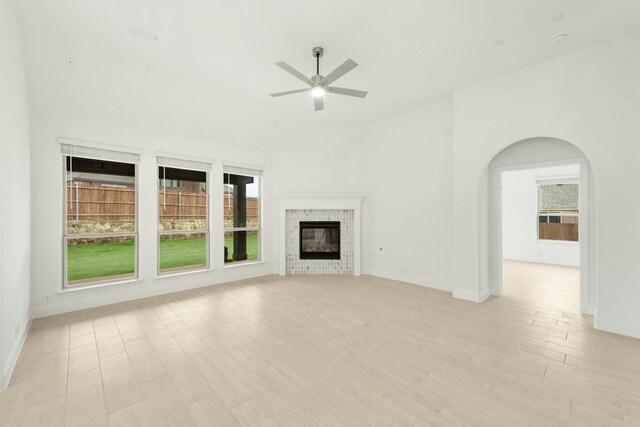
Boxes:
[363,267,493,304]
[582,305,595,316]
[503,255,579,267]
[362,267,451,293]
[32,266,275,318]
[593,313,640,340]
[452,288,491,303]
[0,316,32,391]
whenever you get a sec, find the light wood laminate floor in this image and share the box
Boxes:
[2,261,640,426]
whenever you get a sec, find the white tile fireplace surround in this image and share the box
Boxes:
[278,196,363,276]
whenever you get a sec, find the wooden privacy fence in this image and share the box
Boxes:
[158,190,206,219]
[223,195,259,219]
[66,183,135,220]
[66,183,258,221]
[539,223,579,241]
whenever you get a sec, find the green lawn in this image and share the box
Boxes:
[159,236,207,271]
[67,239,135,284]
[67,234,259,284]
[224,233,259,262]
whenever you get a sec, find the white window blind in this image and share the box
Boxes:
[223,165,263,177]
[536,177,578,186]
[157,156,212,172]
[60,143,140,164]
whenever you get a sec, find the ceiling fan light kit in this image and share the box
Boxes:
[270,46,368,111]
[311,86,325,98]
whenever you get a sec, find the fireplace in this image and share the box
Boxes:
[299,221,341,260]
[279,197,362,275]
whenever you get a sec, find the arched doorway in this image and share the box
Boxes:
[487,137,595,315]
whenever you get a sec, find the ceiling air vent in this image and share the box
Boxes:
[126,21,159,42]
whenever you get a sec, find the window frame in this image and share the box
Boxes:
[223,167,263,266]
[61,155,139,289]
[157,163,211,276]
[538,210,578,224]
[536,180,579,243]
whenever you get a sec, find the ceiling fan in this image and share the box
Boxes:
[270,47,368,111]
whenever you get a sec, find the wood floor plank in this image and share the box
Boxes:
[2,261,640,426]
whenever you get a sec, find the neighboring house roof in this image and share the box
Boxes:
[539,183,579,210]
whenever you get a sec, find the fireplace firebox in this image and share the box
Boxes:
[299,221,341,260]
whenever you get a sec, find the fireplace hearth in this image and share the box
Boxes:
[299,221,341,260]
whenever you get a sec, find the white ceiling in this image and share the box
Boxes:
[11,0,640,152]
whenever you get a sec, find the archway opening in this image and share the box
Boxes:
[486,137,595,315]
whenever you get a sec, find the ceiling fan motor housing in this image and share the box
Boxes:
[312,46,324,58]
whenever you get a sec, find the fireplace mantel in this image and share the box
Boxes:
[277,195,363,276]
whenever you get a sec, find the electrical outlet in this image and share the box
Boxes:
[401,266,410,274]
[43,295,51,303]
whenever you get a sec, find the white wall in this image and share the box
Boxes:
[273,99,454,292]
[502,165,580,267]
[29,106,275,318]
[451,31,640,338]
[272,125,366,195]
[0,0,32,390]
[362,99,453,290]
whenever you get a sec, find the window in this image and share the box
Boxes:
[537,180,579,242]
[160,179,181,188]
[223,166,262,264]
[62,144,139,288]
[158,157,211,274]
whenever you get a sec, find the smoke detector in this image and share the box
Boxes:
[551,33,568,44]
[126,21,159,42]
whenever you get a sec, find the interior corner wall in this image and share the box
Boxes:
[29,106,275,319]
[451,31,640,338]
[273,99,454,293]
[501,165,580,267]
[272,125,367,275]
[0,0,32,390]
[361,99,453,291]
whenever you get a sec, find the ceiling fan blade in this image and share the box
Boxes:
[314,96,324,111]
[326,86,368,98]
[321,59,358,85]
[270,88,310,97]
[275,62,313,85]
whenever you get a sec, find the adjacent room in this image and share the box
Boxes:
[1,0,640,425]
[501,163,581,313]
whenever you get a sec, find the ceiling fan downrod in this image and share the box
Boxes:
[312,46,324,76]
